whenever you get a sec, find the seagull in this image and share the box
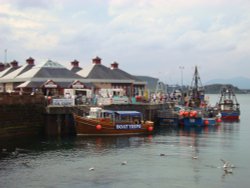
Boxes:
[224,167,233,174]
[221,159,234,174]
[221,159,235,168]
[89,167,95,171]
[192,156,198,159]
[121,161,127,165]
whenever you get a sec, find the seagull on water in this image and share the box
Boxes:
[121,161,127,165]
[192,156,198,159]
[89,167,95,171]
[221,159,235,168]
[224,167,233,174]
[221,159,234,174]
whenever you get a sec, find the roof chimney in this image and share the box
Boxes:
[10,60,18,67]
[71,59,79,67]
[0,63,4,71]
[111,62,119,69]
[26,57,35,65]
[92,56,101,65]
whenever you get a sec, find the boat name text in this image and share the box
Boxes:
[115,124,142,130]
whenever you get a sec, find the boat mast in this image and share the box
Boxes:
[189,66,204,107]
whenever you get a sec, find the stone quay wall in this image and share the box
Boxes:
[0,93,46,139]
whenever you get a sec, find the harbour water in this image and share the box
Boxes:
[1,94,250,188]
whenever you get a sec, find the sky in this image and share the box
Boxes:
[1,0,250,85]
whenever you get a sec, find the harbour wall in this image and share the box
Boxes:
[0,93,46,139]
[0,93,174,138]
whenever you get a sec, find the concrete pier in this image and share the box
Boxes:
[0,93,175,138]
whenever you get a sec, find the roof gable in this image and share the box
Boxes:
[1,64,34,79]
[15,60,83,81]
[87,64,121,79]
[0,66,21,78]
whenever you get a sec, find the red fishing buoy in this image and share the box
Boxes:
[184,111,189,117]
[204,120,209,125]
[148,126,154,132]
[96,124,102,130]
[189,111,194,117]
[179,110,184,116]
[216,118,222,123]
[192,111,197,117]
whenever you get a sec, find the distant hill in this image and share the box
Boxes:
[205,77,250,89]
[164,84,247,94]
[135,75,249,94]
[204,84,245,94]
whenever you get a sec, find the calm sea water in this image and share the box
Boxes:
[1,94,250,188]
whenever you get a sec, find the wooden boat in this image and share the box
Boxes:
[217,86,240,121]
[73,107,154,136]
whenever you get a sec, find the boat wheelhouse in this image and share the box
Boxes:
[217,86,240,121]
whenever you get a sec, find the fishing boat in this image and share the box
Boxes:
[179,108,204,126]
[178,107,221,126]
[179,66,221,126]
[155,66,206,127]
[202,107,222,125]
[217,86,240,121]
[179,66,206,126]
[73,107,154,136]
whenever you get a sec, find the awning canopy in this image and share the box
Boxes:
[17,79,93,89]
[115,111,142,117]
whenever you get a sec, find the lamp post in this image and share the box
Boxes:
[4,49,7,63]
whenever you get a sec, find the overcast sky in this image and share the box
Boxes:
[1,0,250,85]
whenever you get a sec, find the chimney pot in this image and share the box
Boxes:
[111,62,119,69]
[92,56,101,64]
[26,57,35,65]
[10,60,18,67]
[71,59,79,67]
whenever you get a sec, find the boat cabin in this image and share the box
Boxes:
[218,87,240,112]
[114,111,142,124]
[219,99,240,111]
[87,107,143,124]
